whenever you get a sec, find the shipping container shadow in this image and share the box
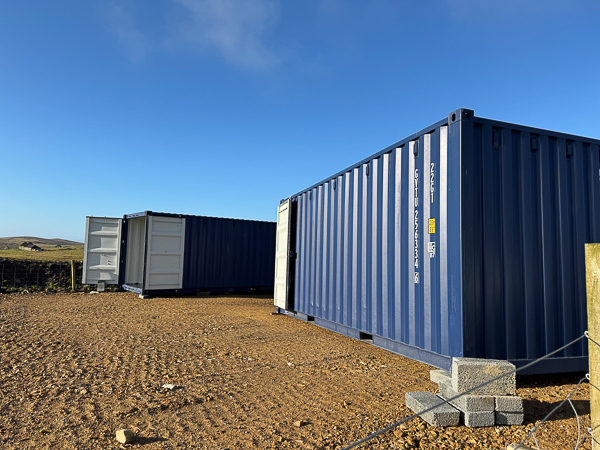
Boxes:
[518,372,588,389]
[518,372,590,424]
[522,398,589,424]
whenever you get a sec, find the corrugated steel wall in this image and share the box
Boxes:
[183,216,276,290]
[289,110,600,372]
[461,116,600,365]
[293,124,463,361]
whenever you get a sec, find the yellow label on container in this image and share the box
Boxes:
[429,218,435,234]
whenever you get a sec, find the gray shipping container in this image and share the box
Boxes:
[274,108,600,374]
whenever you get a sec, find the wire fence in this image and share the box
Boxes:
[0,259,85,292]
[342,332,596,450]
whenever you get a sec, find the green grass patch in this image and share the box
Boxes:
[0,246,84,262]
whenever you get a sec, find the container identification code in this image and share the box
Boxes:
[414,168,419,284]
[430,163,435,204]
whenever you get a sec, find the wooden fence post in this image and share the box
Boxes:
[587,244,600,449]
[71,260,76,292]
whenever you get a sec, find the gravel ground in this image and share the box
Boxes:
[0,292,592,449]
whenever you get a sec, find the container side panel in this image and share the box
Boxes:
[427,130,442,354]
[423,134,432,350]
[361,162,371,332]
[502,129,526,360]
[316,185,323,317]
[447,118,466,359]
[183,217,276,291]
[539,135,563,355]
[326,182,334,321]
[393,146,404,341]
[439,126,455,356]
[458,114,481,358]
[309,188,317,316]
[290,124,463,362]
[519,131,546,359]
[576,142,600,355]
[343,171,354,327]
[481,124,506,359]
[398,147,411,345]
[463,120,600,363]
[557,138,576,356]
[352,167,362,329]
[336,175,344,324]
[407,143,417,346]
[414,137,425,349]
[329,181,337,323]
[371,158,381,335]
[591,144,600,241]
[381,153,391,338]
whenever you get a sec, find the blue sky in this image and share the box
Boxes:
[1,0,599,243]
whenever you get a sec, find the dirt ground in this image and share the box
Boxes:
[0,292,592,449]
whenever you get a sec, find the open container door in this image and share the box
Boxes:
[274,198,296,310]
[83,217,122,285]
[143,215,186,292]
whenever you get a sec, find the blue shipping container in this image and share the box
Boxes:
[84,211,276,297]
[273,109,600,374]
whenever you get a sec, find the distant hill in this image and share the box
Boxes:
[0,237,83,250]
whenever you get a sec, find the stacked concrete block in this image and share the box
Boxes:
[429,369,451,384]
[406,357,524,428]
[405,392,460,427]
[451,357,516,395]
[495,395,524,425]
[437,378,495,427]
[447,357,522,427]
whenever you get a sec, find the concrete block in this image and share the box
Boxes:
[438,380,494,412]
[451,357,516,395]
[496,411,524,426]
[405,392,460,427]
[495,396,523,413]
[462,410,495,428]
[430,369,451,385]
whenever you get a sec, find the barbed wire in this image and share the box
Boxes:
[342,333,589,450]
